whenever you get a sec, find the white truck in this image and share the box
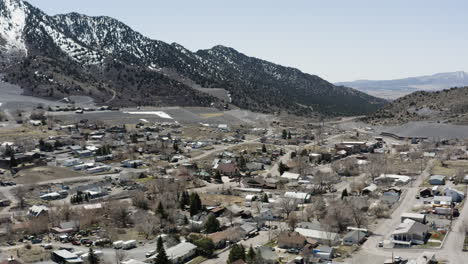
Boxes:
[113,240,124,249]
[122,240,137,250]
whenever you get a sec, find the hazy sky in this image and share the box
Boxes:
[27,0,468,82]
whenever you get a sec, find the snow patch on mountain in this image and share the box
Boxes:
[0,0,28,54]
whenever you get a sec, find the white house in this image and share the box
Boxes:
[281,172,300,181]
[295,228,340,246]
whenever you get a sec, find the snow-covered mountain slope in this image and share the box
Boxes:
[0,0,386,116]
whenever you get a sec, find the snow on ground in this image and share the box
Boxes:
[124,111,173,119]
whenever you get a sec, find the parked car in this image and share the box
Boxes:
[72,240,81,246]
[31,238,43,244]
[378,241,384,247]
[286,248,300,254]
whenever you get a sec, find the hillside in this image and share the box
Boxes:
[0,0,386,116]
[337,71,468,99]
[364,86,468,125]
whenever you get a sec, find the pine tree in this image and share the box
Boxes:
[213,170,222,182]
[156,202,167,219]
[262,193,269,203]
[204,214,220,234]
[278,161,288,175]
[262,144,267,153]
[228,244,246,264]
[287,131,292,139]
[157,236,164,252]
[282,129,287,139]
[9,153,17,168]
[341,188,348,200]
[189,192,202,216]
[247,245,256,263]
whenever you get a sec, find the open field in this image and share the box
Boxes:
[13,166,85,184]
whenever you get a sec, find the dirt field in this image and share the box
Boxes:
[199,193,244,206]
[14,166,85,184]
[0,126,60,141]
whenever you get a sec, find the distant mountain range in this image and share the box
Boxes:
[0,0,386,116]
[336,71,468,99]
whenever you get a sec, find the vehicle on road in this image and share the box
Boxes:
[378,241,383,247]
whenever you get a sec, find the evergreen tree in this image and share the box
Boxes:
[281,129,287,139]
[204,214,220,234]
[157,236,164,252]
[189,192,202,216]
[247,245,256,263]
[173,142,179,152]
[87,247,99,264]
[287,131,292,139]
[262,193,269,203]
[9,153,17,168]
[341,188,348,200]
[278,161,288,175]
[156,202,167,219]
[228,244,246,264]
[180,191,190,210]
[262,144,267,153]
[155,244,170,264]
[279,148,284,156]
[238,155,247,171]
[213,170,222,182]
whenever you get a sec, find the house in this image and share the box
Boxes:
[295,228,340,246]
[277,231,307,249]
[280,172,300,182]
[164,242,197,263]
[240,223,257,237]
[51,250,83,264]
[342,230,367,245]
[28,205,48,217]
[428,175,445,185]
[51,220,80,234]
[312,245,334,261]
[259,208,276,221]
[444,188,465,202]
[431,196,452,207]
[207,227,244,248]
[217,163,239,176]
[284,192,311,203]
[376,174,410,185]
[392,219,428,246]
[401,213,426,224]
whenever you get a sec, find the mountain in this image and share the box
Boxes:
[363,86,468,125]
[336,71,468,99]
[0,0,386,116]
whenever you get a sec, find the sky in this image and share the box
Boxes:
[27,0,468,83]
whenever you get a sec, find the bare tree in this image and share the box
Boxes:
[14,186,27,209]
[366,154,386,181]
[348,199,368,228]
[324,200,353,232]
[287,213,298,231]
[310,196,327,220]
[278,196,298,218]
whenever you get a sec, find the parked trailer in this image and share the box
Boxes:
[113,240,124,249]
[122,240,137,250]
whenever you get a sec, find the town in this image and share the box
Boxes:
[0,103,467,264]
